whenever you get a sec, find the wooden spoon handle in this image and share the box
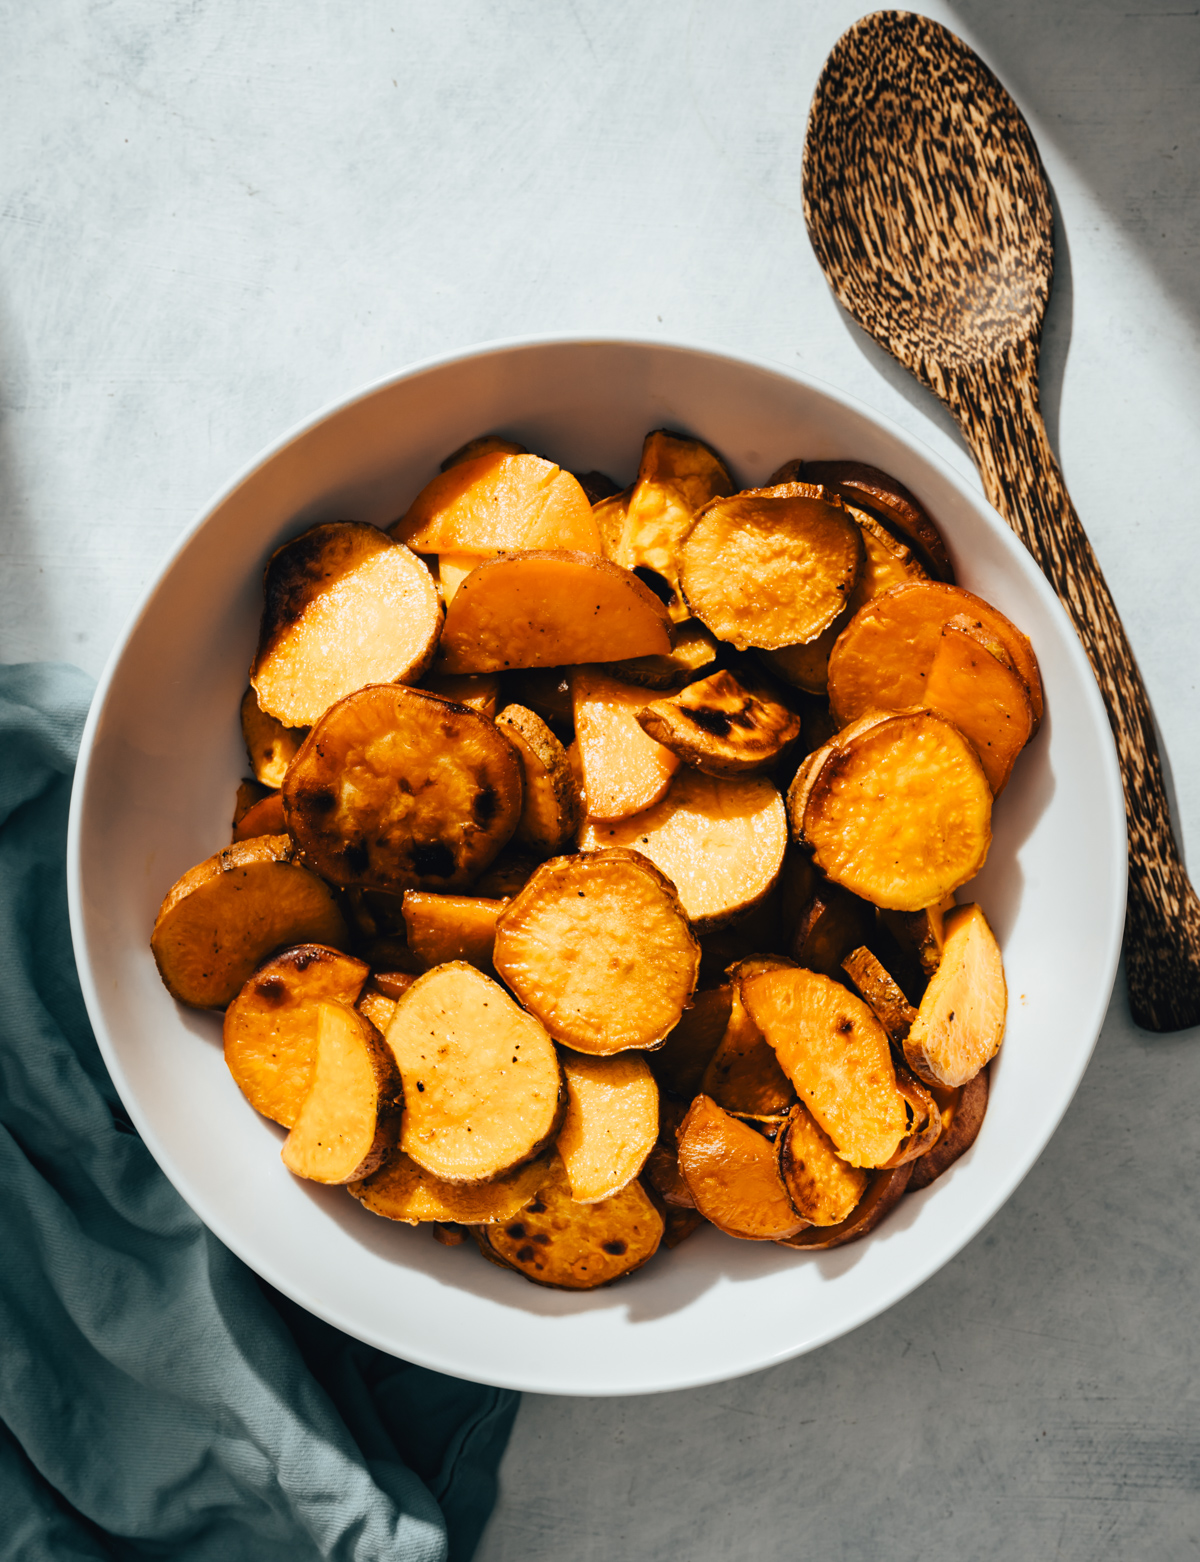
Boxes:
[932,338,1200,1032]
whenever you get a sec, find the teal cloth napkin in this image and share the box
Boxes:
[0,663,518,1561]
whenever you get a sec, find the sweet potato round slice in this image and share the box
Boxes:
[701,958,796,1116]
[789,882,875,977]
[637,669,803,777]
[923,620,1035,794]
[570,668,681,822]
[557,1052,659,1203]
[231,789,286,842]
[903,904,1007,1087]
[493,849,699,1055]
[394,452,601,555]
[841,945,917,1046]
[281,1002,401,1185]
[494,702,581,853]
[151,835,351,1009]
[676,1095,808,1241]
[385,963,564,1184]
[224,944,369,1127]
[476,1153,664,1290]
[578,770,788,933]
[907,1068,989,1190]
[438,551,673,674]
[400,892,504,972]
[432,552,483,607]
[240,686,307,789]
[679,484,863,651]
[649,984,735,1099]
[283,683,523,892]
[251,522,441,727]
[778,1102,870,1225]
[349,1145,554,1226]
[603,620,719,690]
[776,1163,913,1249]
[827,579,1042,731]
[741,966,908,1168]
[643,1143,696,1209]
[775,459,954,583]
[794,710,993,912]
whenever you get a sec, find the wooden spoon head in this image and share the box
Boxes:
[803,11,1054,375]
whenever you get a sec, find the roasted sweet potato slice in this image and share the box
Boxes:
[676,1095,808,1241]
[649,984,735,1099]
[593,485,633,560]
[603,620,719,690]
[400,892,504,972]
[663,1208,706,1248]
[356,974,412,1036]
[885,1064,944,1167]
[578,770,788,932]
[790,882,875,977]
[557,1051,659,1203]
[573,470,622,505]
[908,1068,989,1190]
[636,669,802,777]
[778,1102,869,1225]
[476,1152,664,1289]
[827,579,1042,732]
[507,667,574,731]
[438,551,673,674]
[224,944,369,1127]
[493,849,699,1055]
[151,835,351,1010]
[774,459,954,583]
[679,484,863,651]
[232,778,271,829]
[494,703,581,853]
[643,1142,696,1208]
[841,945,916,1045]
[741,966,908,1167]
[240,687,307,789]
[604,430,735,621]
[420,671,502,718]
[432,552,483,607]
[570,667,681,821]
[394,451,601,555]
[350,1145,554,1225]
[880,898,955,981]
[776,1163,913,1249]
[283,683,523,893]
[231,790,286,842]
[251,522,441,727]
[439,434,527,471]
[385,962,563,1183]
[903,904,1007,1087]
[792,709,993,912]
[281,1002,401,1184]
[701,958,796,1116]
[922,619,1034,794]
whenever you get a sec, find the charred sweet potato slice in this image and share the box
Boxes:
[394,451,602,555]
[643,1143,696,1208]
[679,484,863,651]
[350,1145,554,1226]
[793,710,993,912]
[885,1064,944,1167]
[903,904,1007,1087]
[420,672,502,719]
[701,957,796,1116]
[151,836,351,1010]
[439,434,527,471]
[676,1095,808,1241]
[663,1208,706,1248]
[776,1163,913,1249]
[557,1051,659,1203]
[578,770,788,932]
[400,892,505,972]
[773,459,954,583]
[438,551,673,674]
[476,1153,664,1289]
[494,703,581,854]
[922,619,1035,794]
[224,944,369,1127]
[281,1002,401,1185]
[603,620,719,690]
[827,579,1043,732]
[240,687,307,789]
[283,683,523,893]
[741,966,909,1168]
[493,849,699,1055]
[790,882,875,977]
[636,669,802,778]
[908,1068,989,1190]
[840,945,917,1045]
[649,985,735,1099]
[251,522,441,727]
[570,668,681,821]
[605,430,735,621]
[778,1102,870,1225]
[231,790,286,842]
[385,963,564,1183]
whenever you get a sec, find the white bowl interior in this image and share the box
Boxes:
[68,338,1125,1395]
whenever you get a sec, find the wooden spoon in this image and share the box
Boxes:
[802,10,1200,1032]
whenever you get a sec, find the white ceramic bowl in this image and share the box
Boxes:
[67,336,1125,1396]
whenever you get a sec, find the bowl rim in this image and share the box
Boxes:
[65,331,1127,1393]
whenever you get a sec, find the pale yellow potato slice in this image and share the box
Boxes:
[281,1002,401,1185]
[571,667,680,822]
[578,770,787,932]
[903,904,1007,1087]
[557,1051,659,1203]
[495,702,582,852]
[349,1146,553,1226]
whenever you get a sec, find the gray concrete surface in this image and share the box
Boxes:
[3,3,1198,1556]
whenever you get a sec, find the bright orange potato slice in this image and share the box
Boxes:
[903,904,1007,1087]
[556,1051,659,1203]
[603,619,720,690]
[439,434,527,470]
[701,957,796,1116]
[571,667,681,821]
[281,1002,401,1185]
[776,1163,913,1249]
[778,1102,870,1225]
[741,966,909,1168]
[224,944,369,1127]
[231,790,286,842]
[676,1095,808,1240]
[251,522,441,727]
[922,619,1035,794]
[400,892,505,971]
[840,945,917,1046]
[908,1068,989,1190]
[393,451,602,555]
[349,1145,553,1226]
[151,835,351,1010]
[775,458,954,582]
[240,686,306,789]
[578,769,788,932]
[495,702,583,852]
[593,485,634,561]
[433,553,484,606]
[438,551,673,674]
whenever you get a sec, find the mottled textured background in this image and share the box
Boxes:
[3,3,1199,1557]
